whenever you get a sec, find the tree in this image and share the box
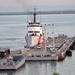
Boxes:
[53,72,60,75]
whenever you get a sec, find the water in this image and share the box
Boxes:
[0,14,75,75]
[0,14,75,50]
[0,50,75,75]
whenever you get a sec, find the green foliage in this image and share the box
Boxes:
[53,72,60,75]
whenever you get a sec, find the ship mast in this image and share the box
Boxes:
[33,8,36,23]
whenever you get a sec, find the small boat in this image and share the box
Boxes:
[0,54,25,71]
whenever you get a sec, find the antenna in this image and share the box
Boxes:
[34,8,36,11]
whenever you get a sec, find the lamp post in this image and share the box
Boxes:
[47,24,55,49]
[44,24,46,53]
[44,24,55,54]
[52,24,55,49]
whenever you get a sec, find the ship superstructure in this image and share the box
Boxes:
[25,9,43,48]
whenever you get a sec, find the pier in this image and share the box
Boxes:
[57,36,75,59]
[23,35,75,61]
[8,35,75,61]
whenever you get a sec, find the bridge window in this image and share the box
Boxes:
[28,31,33,33]
[34,31,40,33]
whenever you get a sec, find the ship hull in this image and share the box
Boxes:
[25,36,43,47]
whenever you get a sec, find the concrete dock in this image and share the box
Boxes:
[0,35,75,71]
[23,35,75,61]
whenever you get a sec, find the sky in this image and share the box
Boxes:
[0,0,75,12]
[0,0,75,7]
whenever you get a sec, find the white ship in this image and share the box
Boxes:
[25,9,43,48]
